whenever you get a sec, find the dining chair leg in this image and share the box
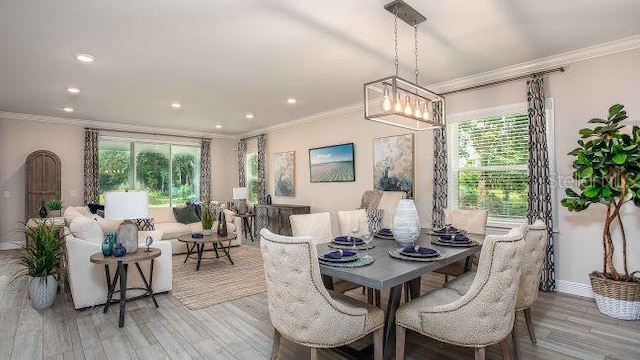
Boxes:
[403,283,410,303]
[395,325,406,360]
[500,338,511,360]
[524,307,537,343]
[374,327,383,360]
[310,347,318,360]
[375,289,381,308]
[474,347,485,360]
[512,317,520,360]
[367,288,374,304]
[271,329,281,360]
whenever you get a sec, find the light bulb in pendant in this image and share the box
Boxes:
[394,93,403,113]
[382,86,392,111]
[423,101,431,121]
[403,96,413,115]
[414,100,422,118]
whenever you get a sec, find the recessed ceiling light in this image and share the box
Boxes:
[67,87,81,94]
[286,98,297,104]
[215,125,222,129]
[245,113,254,119]
[171,103,181,109]
[63,107,74,113]
[75,53,95,63]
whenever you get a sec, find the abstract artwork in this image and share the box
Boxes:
[309,143,355,182]
[373,134,414,197]
[274,151,295,196]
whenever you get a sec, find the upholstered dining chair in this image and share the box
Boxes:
[290,212,361,294]
[434,209,489,281]
[395,226,525,360]
[260,229,384,360]
[337,209,370,237]
[444,219,548,359]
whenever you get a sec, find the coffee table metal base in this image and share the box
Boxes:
[183,241,234,271]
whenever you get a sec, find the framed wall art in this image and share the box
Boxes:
[373,134,414,197]
[274,151,295,196]
[309,143,355,183]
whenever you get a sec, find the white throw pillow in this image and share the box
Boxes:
[69,217,104,244]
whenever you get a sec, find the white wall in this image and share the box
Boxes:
[255,48,640,293]
[0,118,236,247]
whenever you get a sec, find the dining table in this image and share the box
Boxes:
[317,229,485,360]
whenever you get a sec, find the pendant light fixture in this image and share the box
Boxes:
[364,0,445,130]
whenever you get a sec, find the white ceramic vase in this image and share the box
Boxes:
[29,275,57,310]
[392,199,421,246]
[202,229,213,235]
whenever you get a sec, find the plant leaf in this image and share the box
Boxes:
[588,118,606,124]
[613,153,627,165]
[583,186,600,198]
[580,167,594,178]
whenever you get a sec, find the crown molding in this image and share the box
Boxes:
[429,34,640,94]
[0,111,237,140]
[238,102,364,138]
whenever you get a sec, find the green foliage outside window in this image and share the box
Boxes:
[247,152,259,202]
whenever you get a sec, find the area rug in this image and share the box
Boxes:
[171,245,266,310]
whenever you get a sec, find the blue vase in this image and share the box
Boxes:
[101,238,113,256]
[113,243,127,257]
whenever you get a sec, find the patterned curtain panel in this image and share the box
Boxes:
[526,75,556,292]
[83,128,100,205]
[200,139,212,203]
[237,139,247,187]
[257,134,267,204]
[432,101,447,228]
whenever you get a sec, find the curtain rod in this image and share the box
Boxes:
[87,127,212,141]
[240,134,265,141]
[439,67,565,96]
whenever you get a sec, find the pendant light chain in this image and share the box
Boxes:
[394,7,399,77]
[414,23,419,85]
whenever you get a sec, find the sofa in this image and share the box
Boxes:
[63,207,172,309]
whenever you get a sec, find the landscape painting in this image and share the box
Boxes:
[373,134,414,197]
[309,143,355,182]
[274,151,295,196]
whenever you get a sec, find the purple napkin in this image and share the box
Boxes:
[434,225,460,233]
[334,236,364,244]
[323,250,356,259]
[453,233,470,242]
[402,246,437,255]
[378,228,393,235]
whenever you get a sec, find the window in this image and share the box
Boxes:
[246,152,259,203]
[448,101,553,225]
[98,139,201,207]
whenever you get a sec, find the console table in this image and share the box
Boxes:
[255,204,310,237]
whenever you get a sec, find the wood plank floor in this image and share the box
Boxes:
[1,248,639,360]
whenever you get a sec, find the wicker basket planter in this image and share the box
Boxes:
[589,271,640,320]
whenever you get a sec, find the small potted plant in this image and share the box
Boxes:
[201,204,214,235]
[46,199,63,218]
[15,220,65,310]
[561,104,640,320]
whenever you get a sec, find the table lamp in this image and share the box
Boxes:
[105,190,149,254]
[232,187,249,215]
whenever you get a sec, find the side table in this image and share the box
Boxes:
[90,248,161,327]
[26,217,67,293]
[238,213,256,242]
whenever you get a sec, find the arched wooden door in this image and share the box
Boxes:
[25,150,61,219]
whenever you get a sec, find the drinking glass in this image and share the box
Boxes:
[361,233,374,260]
[349,217,360,251]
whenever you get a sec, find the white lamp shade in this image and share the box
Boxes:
[233,187,249,200]
[104,191,149,219]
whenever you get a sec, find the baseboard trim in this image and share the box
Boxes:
[0,241,24,250]
[557,280,593,298]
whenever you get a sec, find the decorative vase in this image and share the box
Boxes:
[101,236,114,256]
[217,212,228,237]
[202,229,212,236]
[113,243,127,257]
[29,275,57,310]
[392,199,421,246]
[38,202,48,218]
[266,194,272,204]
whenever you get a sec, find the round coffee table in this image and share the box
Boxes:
[90,248,161,327]
[178,233,237,271]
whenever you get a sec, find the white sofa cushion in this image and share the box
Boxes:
[69,217,104,244]
[154,222,192,239]
[63,206,95,225]
[148,207,177,224]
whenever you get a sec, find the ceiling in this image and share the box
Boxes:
[1,1,639,135]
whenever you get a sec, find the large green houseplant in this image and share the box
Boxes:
[16,220,65,310]
[561,104,640,320]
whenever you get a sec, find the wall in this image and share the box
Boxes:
[0,118,236,247]
[255,48,640,294]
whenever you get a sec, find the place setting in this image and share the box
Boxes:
[373,227,394,240]
[428,224,480,247]
[328,233,375,250]
[318,247,375,268]
[388,244,446,262]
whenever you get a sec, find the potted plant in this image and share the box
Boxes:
[16,220,65,310]
[201,204,214,235]
[561,104,640,320]
[46,199,63,217]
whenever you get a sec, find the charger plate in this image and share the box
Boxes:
[319,255,375,268]
[389,248,447,262]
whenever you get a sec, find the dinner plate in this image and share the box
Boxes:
[400,247,440,258]
[319,250,359,263]
[438,236,472,244]
[333,237,364,245]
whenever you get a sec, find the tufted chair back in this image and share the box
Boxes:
[420,226,525,346]
[516,219,548,310]
[260,229,373,347]
[444,209,488,235]
[290,212,333,244]
[337,209,369,237]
